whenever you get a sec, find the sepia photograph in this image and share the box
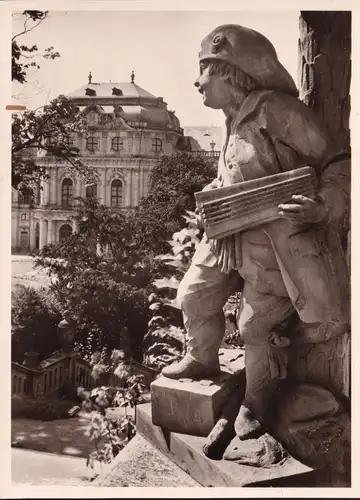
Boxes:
[7,2,352,492]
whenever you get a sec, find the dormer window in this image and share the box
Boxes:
[112,87,123,96]
[111,137,123,152]
[86,136,98,152]
[85,88,96,96]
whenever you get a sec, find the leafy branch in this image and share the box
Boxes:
[12,11,60,84]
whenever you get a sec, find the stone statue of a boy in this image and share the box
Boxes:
[162,24,350,441]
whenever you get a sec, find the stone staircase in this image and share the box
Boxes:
[95,348,322,488]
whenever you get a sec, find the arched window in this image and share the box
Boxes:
[111,179,123,208]
[19,187,32,205]
[86,184,97,199]
[152,138,162,153]
[62,178,73,208]
[86,136,98,152]
[111,136,123,152]
[59,224,73,242]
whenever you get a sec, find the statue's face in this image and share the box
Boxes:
[194,61,230,109]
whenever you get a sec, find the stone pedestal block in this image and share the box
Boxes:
[150,348,245,436]
[136,403,315,487]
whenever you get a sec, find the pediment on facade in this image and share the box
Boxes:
[107,167,127,186]
[81,104,105,116]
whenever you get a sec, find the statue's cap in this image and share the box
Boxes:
[199,24,298,97]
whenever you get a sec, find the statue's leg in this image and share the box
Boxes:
[162,255,241,379]
[235,281,294,439]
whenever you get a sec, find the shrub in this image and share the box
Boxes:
[11,284,62,362]
[78,350,147,467]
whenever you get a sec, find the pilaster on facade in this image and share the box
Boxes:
[47,219,53,245]
[100,169,107,205]
[39,218,46,248]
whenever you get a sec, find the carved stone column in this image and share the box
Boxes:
[298,11,351,398]
[298,11,351,157]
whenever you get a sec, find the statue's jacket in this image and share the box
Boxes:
[194,90,350,327]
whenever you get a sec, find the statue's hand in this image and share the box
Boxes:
[202,180,218,192]
[278,195,328,226]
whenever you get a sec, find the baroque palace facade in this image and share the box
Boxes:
[12,74,219,253]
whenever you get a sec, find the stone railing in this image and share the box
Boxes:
[11,352,93,398]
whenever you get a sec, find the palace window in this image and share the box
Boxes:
[111,179,123,208]
[111,136,123,152]
[86,183,97,199]
[152,138,162,153]
[86,136,98,152]
[61,178,73,209]
[59,224,73,241]
[18,188,31,205]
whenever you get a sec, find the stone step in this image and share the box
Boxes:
[136,403,319,487]
[93,433,199,487]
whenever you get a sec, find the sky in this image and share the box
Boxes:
[12,10,300,127]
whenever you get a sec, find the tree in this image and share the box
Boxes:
[34,198,155,360]
[12,11,60,84]
[131,152,217,256]
[12,284,62,362]
[12,10,95,193]
[12,95,95,192]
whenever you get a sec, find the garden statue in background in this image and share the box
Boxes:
[162,24,350,444]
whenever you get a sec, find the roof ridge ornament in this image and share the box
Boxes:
[88,71,92,84]
[131,70,135,84]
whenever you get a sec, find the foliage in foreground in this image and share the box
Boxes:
[78,350,146,467]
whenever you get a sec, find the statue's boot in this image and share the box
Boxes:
[162,354,220,380]
[234,405,263,440]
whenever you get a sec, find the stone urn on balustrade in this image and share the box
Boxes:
[57,310,76,354]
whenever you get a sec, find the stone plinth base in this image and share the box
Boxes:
[150,349,245,436]
[136,403,316,487]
